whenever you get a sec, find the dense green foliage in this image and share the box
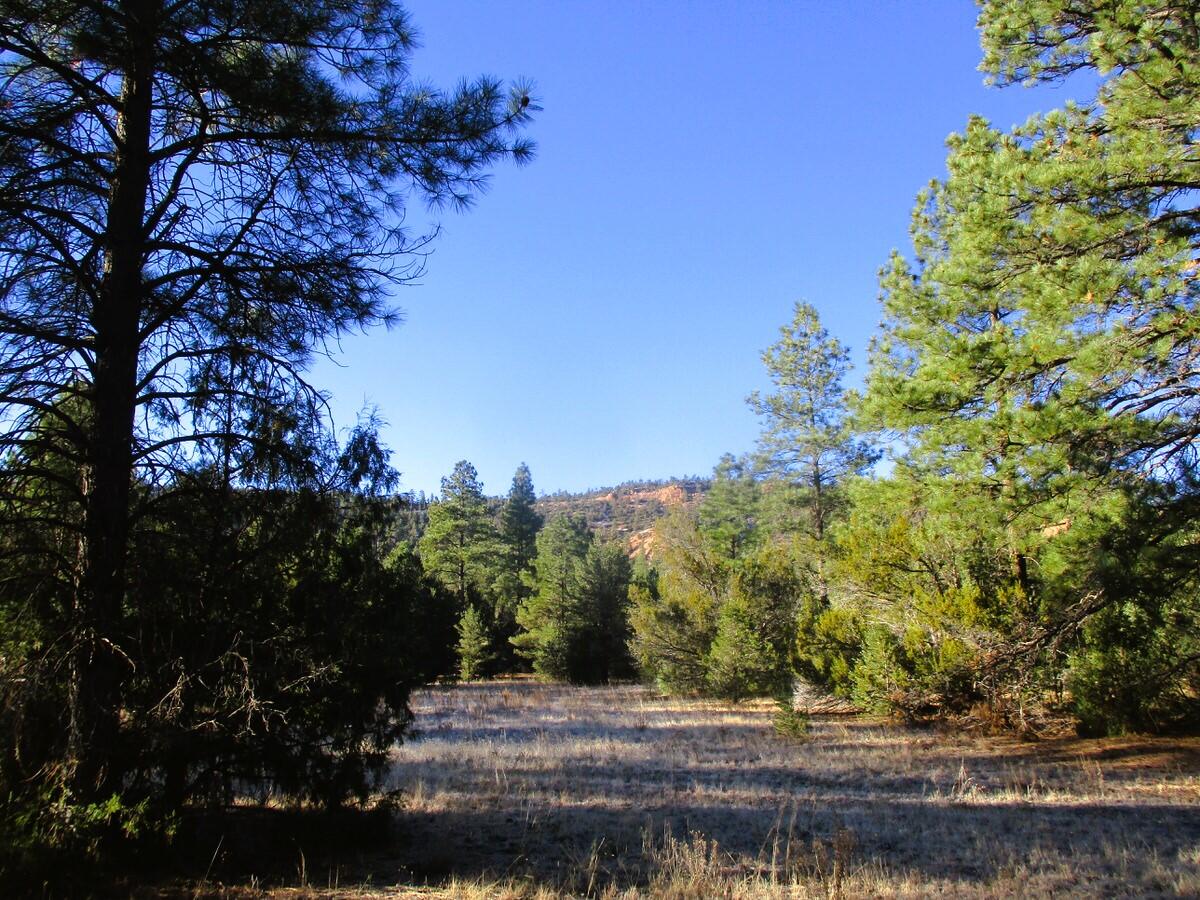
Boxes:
[0,0,533,871]
[849,0,1200,732]
[629,467,803,700]
[513,515,635,683]
[456,604,494,681]
[492,463,544,671]
[419,461,502,605]
[2,0,1197,882]
[630,0,1200,733]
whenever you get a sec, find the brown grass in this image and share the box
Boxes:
[214,681,1200,897]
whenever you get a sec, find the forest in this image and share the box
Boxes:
[0,0,1197,894]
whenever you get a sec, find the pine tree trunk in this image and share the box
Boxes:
[69,5,156,800]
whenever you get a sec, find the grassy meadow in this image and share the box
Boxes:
[244,680,1200,898]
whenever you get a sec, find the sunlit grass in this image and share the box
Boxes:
[367,680,1200,897]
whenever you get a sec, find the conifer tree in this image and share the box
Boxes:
[697,454,762,560]
[419,460,501,606]
[856,0,1200,731]
[748,302,876,544]
[456,604,493,681]
[512,514,591,681]
[501,463,542,569]
[576,542,635,683]
[0,0,535,806]
[491,463,543,669]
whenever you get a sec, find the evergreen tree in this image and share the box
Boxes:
[501,463,543,568]
[748,302,877,545]
[512,514,591,681]
[0,0,534,805]
[456,605,494,681]
[576,542,636,683]
[629,455,807,701]
[856,0,1200,731]
[705,543,801,701]
[491,463,544,670]
[697,454,762,560]
[628,508,721,694]
[419,461,501,606]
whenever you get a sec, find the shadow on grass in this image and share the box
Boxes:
[382,793,1200,894]
[4,805,400,898]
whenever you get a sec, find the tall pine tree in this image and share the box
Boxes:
[491,463,543,669]
[0,0,534,808]
[748,302,876,545]
[857,0,1200,731]
[419,461,501,607]
[512,514,590,681]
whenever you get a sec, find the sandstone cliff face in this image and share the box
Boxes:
[533,478,708,553]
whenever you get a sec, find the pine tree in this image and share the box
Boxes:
[0,0,534,805]
[456,604,494,681]
[748,302,876,628]
[576,542,635,683]
[857,0,1200,731]
[628,508,721,694]
[697,454,762,560]
[491,463,544,669]
[501,463,543,569]
[512,514,591,681]
[418,461,501,606]
[748,302,876,544]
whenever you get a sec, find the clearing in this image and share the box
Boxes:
[354,681,1200,897]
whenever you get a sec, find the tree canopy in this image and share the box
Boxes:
[0,0,535,814]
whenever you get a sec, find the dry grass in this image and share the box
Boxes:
[223,680,1199,897]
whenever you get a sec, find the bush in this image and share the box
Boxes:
[772,698,810,739]
[1068,601,1200,736]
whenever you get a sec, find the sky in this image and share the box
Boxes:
[311,1,1088,499]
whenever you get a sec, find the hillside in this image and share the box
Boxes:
[534,477,709,547]
[384,476,710,552]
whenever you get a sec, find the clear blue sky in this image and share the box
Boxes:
[312,1,1085,499]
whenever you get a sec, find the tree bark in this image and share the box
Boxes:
[69,1,156,800]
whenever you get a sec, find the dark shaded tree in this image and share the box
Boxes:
[490,462,543,670]
[512,514,592,680]
[575,541,635,683]
[0,0,534,808]
[512,514,633,684]
[455,604,493,681]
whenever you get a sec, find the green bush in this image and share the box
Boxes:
[772,698,810,739]
[1068,602,1200,736]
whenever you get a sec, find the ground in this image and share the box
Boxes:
[191,681,1200,897]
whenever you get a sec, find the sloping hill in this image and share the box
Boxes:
[534,477,709,546]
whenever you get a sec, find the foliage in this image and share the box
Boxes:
[419,461,502,605]
[513,515,633,683]
[705,545,800,700]
[456,604,494,681]
[772,698,810,740]
[630,466,804,700]
[628,509,722,694]
[748,302,877,544]
[491,463,544,671]
[0,0,534,856]
[842,0,1200,732]
[1,428,453,878]
[576,541,636,683]
[697,455,762,559]
[513,514,592,680]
